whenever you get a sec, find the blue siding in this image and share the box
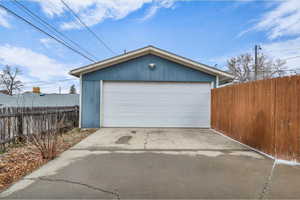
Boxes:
[81,80,100,128]
[81,54,216,128]
[83,54,215,82]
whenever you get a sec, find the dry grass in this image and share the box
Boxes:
[0,128,97,191]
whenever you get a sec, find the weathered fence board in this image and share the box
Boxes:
[0,106,79,146]
[211,75,300,162]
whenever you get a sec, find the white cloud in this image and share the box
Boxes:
[30,0,66,17]
[0,8,10,28]
[0,44,78,93]
[141,0,175,21]
[142,5,160,20]
[207,47,251,68]
[31,0,178,30]
[60,0,152,29]
[43,81,78,93]
[262,37,300,70]
[254,0,300,39]
[234,0,300,73]
[208,37,300,73]
[22,78,78,94]
[39,38,56,48]
[0,44,70,81]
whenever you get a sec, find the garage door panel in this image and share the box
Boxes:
[102,82,210,127]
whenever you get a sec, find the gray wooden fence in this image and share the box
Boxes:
[0,106,79,146]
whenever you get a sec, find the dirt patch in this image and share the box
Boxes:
[115,136,132,144]
[0,128,97,192]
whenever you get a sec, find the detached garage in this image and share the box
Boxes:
[70,46,233,128]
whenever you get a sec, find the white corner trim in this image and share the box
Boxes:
[210,81,214,89]
[79,74,82,128]
[99,80,104,128]
[216,76,219,88]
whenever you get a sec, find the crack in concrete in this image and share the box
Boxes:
[26,177,120,200]
[144,132,150,149]
[258,160,277,199]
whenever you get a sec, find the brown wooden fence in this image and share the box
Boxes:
[211,75,300,162]
[0,106,79,146]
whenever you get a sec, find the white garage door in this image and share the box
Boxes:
[102,81,211,127]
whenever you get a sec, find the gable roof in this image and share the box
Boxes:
[70,45,234,80]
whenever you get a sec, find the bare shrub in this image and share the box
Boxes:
[30,130,58,160]
[28,115,66,160]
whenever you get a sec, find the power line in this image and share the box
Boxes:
[262,47,300,53]
[0,4,96,62]
[12,0,98,61]
[245,68,300,72]
[260,46,300,61]
[23,78,76,85]
[255,69,300,72]
[60,0,117,55]
[283,55,300,60]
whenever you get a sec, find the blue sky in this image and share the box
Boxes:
[0,0,300,93]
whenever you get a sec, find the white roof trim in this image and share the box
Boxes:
[70,46,234,79]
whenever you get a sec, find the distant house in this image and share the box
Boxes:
[0,90,9,95]
[0,93,79,107]
[0,93,14,107]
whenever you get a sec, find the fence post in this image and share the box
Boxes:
[1,106,79,146]
[75,106,79,127]
[17,111,24,141]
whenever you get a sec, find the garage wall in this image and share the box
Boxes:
[81,54,216,128]
[83,54,216,82]
[81,80,100,128]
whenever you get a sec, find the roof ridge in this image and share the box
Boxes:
[70,46,233,79]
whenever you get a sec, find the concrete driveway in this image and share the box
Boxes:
[1,128,300,199]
